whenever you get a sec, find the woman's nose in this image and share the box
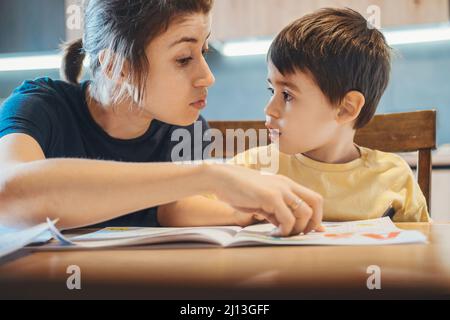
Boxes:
[194,59,216,88]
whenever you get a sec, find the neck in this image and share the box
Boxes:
[86,90,153,140]
[302,128,360,164]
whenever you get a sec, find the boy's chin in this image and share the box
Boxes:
[275,142,304,155]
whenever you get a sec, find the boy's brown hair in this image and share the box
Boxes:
[268,8,391,129]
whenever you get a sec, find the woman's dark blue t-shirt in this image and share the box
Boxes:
[0,77,210,227]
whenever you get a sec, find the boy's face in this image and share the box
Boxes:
[265,62,340,155]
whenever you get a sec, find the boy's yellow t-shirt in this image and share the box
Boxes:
[227,145,430,223]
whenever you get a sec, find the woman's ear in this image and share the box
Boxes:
[336,91,366,125]
[98,49,128,83]
[98,49,114,80]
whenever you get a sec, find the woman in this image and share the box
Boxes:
[0,0,323,237]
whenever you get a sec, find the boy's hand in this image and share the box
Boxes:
[233,210,266,227]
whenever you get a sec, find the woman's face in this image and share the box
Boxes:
[142,13,215,126]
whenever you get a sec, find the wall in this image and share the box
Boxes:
[0,0,65,53]
[203,41,450,146]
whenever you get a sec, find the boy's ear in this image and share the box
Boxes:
[336,91,366,125]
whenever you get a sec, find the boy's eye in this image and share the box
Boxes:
[283,91,293,102]
[267,87,293,102]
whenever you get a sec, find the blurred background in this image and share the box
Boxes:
[0,0,449,220]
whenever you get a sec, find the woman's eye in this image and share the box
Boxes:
[267,87,275,95]
[202,48,209,57]
[177,57,193,66]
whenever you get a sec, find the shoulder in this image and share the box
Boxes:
[0,78,86,152]
[1,77,82,116]
[8,77,79,99]
[229,144,285,169]
[361,147,413,174]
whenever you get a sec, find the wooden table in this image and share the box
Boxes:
[1,223,450,299]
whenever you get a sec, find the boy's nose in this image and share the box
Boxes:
[264,101,281,119]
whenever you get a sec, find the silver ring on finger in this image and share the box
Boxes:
[289,198,304,211]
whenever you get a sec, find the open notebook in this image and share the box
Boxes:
[46,217,427,248]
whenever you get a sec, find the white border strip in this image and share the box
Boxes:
[1,25,450,69]
[220,25,450,57]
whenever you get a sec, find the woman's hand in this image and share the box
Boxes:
[207,164,325,237]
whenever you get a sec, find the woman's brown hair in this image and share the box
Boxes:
[61,0,213,106]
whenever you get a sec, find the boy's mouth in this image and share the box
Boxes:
[268,128,282,141]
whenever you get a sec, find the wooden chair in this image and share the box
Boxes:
[209,110,437,211]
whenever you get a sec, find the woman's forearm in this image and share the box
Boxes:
[0,159,213,229]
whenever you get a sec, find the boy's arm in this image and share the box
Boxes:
[157,196,259,227]
[392,162,431,223]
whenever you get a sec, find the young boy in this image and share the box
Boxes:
[157,8,430,229]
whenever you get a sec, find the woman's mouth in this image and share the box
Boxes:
[190,99,207,110]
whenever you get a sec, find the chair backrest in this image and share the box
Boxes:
[209,110,436,211]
